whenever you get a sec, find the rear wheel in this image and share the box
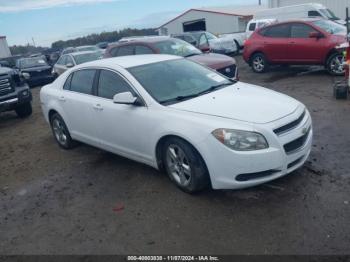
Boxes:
[162,137,210,193]
[251,53,268,73]
[50,113,76,149]
[15,102,32,118]
[327,53,345,76]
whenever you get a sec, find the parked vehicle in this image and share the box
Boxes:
[105,37,238,80]
[61,46,103,56]
[96,42,109,49]
[172,31,237,54]
[254,3,346,25]
[52,51,103,76]
[243,19,347,75]
[61,47,76,55]
[40,55,312,192]
[15,57,54,87]
[219,18,277,47]
[0,66,32,118]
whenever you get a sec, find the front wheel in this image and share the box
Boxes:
[15,102,32,118]
[251,53,268,73]
[327,53,345,76]
[50,113,76,149]
[162,138,210,193]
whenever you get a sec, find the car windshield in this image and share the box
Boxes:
[154,39,202,57]
[73,52,102,65]
[19,58,48,68]
[312,20,346,35]
[319,9,340,20]
[77,46,99,52]
[128,58,234,105]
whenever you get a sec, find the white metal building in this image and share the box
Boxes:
[158,5,266,36]
[0,36,11,59]
[268,0,350,20]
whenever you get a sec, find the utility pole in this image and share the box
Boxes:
[32,37,36,47]
[258,0,261,5]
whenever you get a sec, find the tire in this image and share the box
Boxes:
[251,53,269,73]
[327,53,345,76]
[15,102,32,118]
[50,113,76,149]
[162,137,210,193]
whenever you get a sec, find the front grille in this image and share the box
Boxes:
[236,169,280,182]
[217,65,237,79]
[284,127,311,154]
[0,76,13,95]
[26,68,51,77]
[274,110,306,135]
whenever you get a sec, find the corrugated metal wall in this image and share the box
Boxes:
[159,10,244,36]
[0,38,11,59]
[268,0,350,19]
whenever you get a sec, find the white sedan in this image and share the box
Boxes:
[40,55,313,193]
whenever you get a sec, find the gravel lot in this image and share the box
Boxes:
[0,56,350,255]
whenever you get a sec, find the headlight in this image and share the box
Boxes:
[212,129,268,151]
[21,72,30,80]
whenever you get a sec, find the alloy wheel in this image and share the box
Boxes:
[329,54,345,75]
[52,118,68,146]
[253,56,265,72]
[166,144,192,186]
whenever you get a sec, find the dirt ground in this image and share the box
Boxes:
[0,56,350,255]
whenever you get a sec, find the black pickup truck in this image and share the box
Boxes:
[0,66,32,118]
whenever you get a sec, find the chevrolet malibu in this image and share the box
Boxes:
[40,55,313,193]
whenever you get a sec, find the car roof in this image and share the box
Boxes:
[109,37,181,48]
[75,54,180,69]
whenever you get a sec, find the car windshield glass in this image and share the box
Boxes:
[19,58,48,68]
[154,39,202,57]
[312,20,346,35]
[128,59,234,105]
[73,52,101,65]
[319,9,339,20]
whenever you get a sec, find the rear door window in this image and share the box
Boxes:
[117,46,134,56]
[263,24,290,38]
[135,45,153,55]
[70,69,96,95]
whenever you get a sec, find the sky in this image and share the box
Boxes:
[0,0,265,47]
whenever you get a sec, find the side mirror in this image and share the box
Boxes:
[21,72,31,80]
[66,63,74,68]
[113,92,139,105]
[309,32,323,39]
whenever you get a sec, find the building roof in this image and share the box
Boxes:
[159,5,267,28]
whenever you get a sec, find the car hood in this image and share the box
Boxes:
[0,67,13,75]
[169,82,301,124]
[21,65,51,72]
[187,53,235,69]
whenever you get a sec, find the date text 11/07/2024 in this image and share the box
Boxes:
[127,256,220,261]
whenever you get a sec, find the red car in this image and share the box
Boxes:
[105,37,238,80]
[243,19,347,75]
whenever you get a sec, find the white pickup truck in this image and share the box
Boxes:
[219,19,276,50]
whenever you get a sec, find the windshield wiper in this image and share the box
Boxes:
[159,81,234,105]
[196,82,234,96]
[159,93,200,104]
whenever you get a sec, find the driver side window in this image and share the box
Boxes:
[65,56,74,66]
[97,70,133,99]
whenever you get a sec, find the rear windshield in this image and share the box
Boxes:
[154,39,202,57]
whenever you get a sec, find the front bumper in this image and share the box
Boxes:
[198,108,313,189]
[27,75,55,87]
[0,85,32,112]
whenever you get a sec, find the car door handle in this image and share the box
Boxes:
[93,104,103,111]
[58,96,66,102]
[289,41,296,44]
